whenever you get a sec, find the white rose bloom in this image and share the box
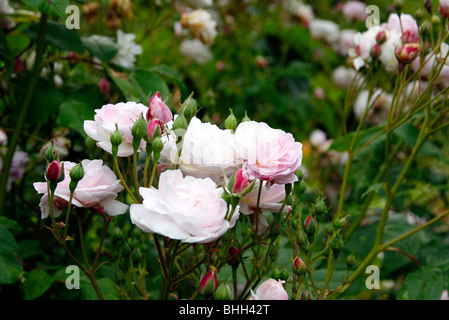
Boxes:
[111,30,143,69]
[179,39,213,65]
[309,19,340,45]
[180,9,217,45]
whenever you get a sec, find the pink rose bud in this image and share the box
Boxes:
[304,215,317,235]
[46,160,62,182]
[199,269,218,297]
[146,91,173,125]
[395,43,420,64]
[256,55,268,68]
[441,1,449,19]
[147,118,162,140]
[375,30,387,45]
[370,43,382,59]
[233,168,251,194]
[293,256,307,275]
[98,77,110,95]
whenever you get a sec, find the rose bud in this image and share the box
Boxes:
[146,91,173,124]
[147,118,162,141]
[303,215,317,235]
[232,168,251,194]
[46,161,62,182]
[300,291,312,300]
[181,93,197,122]
[199,269,218,297]
[292,256,307,276]
[225,108,238,131]
[441,0,449,19]
[370,43,382,59]
[375,30,387,45]
[228,246,240,266]
[395,43,420,64]
[214,283,232,300]
[69,162,84,194]
[97,77,110,95]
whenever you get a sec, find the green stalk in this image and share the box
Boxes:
[0,13,48,214]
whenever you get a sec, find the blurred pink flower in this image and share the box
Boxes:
[384,13,419,44]
[0,148,29,191]
[33,159,128,219]
[130,169,240,243]
[239,182,290,215]
[342,1,367,22]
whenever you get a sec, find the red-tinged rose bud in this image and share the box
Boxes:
[233,168,251,194]
[375,31,387,45]
[300,291,312,300]
[46,160,62,182]
[441,3,449,19]
[370,43,382,59]
[98,77,110,95]
[256,55,268,68]
[147,118,162,141]
[304,215,317,235]
[228,246,240,266]
[395,43,420,64]
[292,256,307,276]
[146,91,173,124]
[199,269,218,297]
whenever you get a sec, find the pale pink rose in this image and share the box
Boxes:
[384,13,419,44]
[234,121,303,184]
[249,279,288,300]
[342,1,367,22]
[130,169,240,243]
[83,101,148,157]
[441,289,449,300]
[146,91,173,125]
[332,65,359,90]
[33,159,128,219]
[239,181,290,215]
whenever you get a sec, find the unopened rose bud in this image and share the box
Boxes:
[292,256,307,276]
[300,291,312,300]
[97,77,110,95]
[46,161,62,182]
[199,269,218,297]
[232,168,251,194]
[43,140,59,162]
[395,43,420,64]
[131,116,147,151]
[241,111,251,122]
[255,55,268,68]
[214,283,232,300]
[146,91,173,124]
[330,233,344,255]
[228,246,240,266]
[394,0,404,13]
[181,93,197,122]
[172,114,188,132]
[441,1,449,19]
[424,0,432,14]
[152,136,164,155]
[376,31,387,45]
[314,195,327,217]
[147,118,162,141]
[69,162,84,194]
[225,108,238,131]
[110,124,123,156]
[370,43,382,59]
[431,14,441,25]
[415,8,425,21]
[304,215,317,235]
[346,253,358,269]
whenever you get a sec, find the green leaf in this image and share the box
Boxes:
[131,69,170,101]
[82,35,119,62]
[398,267,444,300]
[25,21,84,54]
[393,123,444,159]
[21,0,69,20]
[361,182,385,199]
[29,81,65,124]
[105,66,146,102]
[59,100,95,136]
[0,225,24,285]
[80,277,119,300]
[329,125,383,152]
[22,269,53,300]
